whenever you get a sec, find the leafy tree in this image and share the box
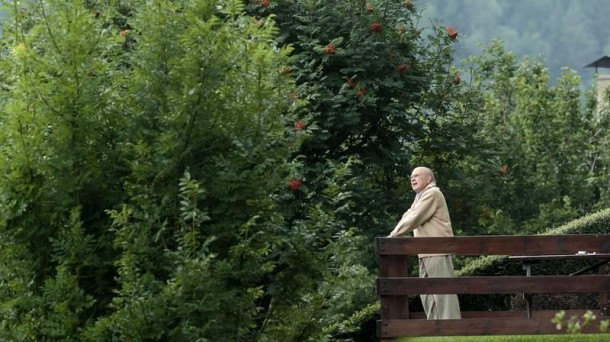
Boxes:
[462,40,610,234]
[249,0,484,242]
[0,0,383,340]
[1,0,293,340]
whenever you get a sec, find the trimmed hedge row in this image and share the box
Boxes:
[457,207,610,311]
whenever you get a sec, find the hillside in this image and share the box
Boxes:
[421,0,610,86]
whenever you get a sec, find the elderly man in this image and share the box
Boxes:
[387,166,461,320]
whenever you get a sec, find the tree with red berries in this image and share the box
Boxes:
[246,0,483,338]
[250,0,482,241]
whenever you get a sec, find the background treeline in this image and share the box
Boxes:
[423,0,610,85]
[0,0,608,341]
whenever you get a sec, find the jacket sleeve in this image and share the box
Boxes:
[388,190,438,237]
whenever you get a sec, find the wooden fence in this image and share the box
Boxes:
[376,234,610,340]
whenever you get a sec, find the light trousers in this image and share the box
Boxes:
[419,255,462,320]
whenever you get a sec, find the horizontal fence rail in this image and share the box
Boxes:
[376,234,610,340]
[378,276,610,295]
[379,317,603,337]
[376,234,610,256]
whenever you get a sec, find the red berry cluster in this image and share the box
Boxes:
[289,179,302,191]
[294,120,306,131]
[446,27,458,40]
[324,44,336,55]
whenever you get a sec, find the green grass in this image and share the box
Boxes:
[398,335,609,342]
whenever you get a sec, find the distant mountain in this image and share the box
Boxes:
[420,0,610,87]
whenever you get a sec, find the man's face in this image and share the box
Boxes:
[410,168,431,193]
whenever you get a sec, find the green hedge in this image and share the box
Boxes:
[457,207,610,311]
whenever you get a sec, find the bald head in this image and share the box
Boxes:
[410,166,436,193]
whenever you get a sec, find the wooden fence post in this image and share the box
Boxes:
[378,238,411,341]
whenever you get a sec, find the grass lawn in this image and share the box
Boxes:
[398,335,610,342]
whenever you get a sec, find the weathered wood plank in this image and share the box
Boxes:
[408,309,592,319]
[376,235,610,256]
[377,275,610,295]
[378,255,410,277]
[377,318,605,337]
[380,296,409,320]
[379,255,410,319]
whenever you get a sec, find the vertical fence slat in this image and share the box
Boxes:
[379,255,410,318]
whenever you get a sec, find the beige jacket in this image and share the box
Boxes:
[389,182,454,257]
